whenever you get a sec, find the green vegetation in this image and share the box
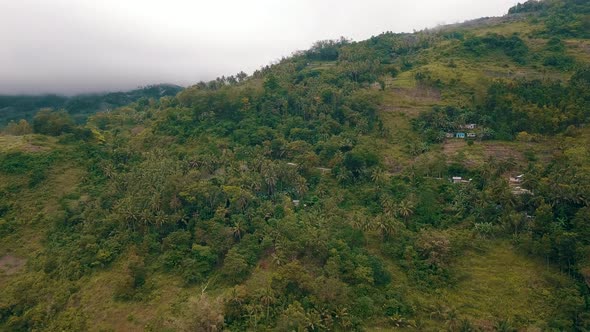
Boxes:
[0,84,183,127]
[1,0,590,331]
[413,67,590,140]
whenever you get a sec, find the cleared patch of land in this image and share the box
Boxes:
[438,241,573,330]
[0,134,57,153]
[0,255,26,275]
[442,140,526,167]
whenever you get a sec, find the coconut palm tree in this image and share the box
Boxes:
[306,309,325,331]
[381,196,397,217]
[258,287,275,319]
[244,303,263,329]
[397,199,415,222]
[333,307,352,331]
[261,162,278,195]
[374,215,401,239]
[231,219,245,240]
[443,307,461,331]
[317,306,334,330]
[336,169,352,184]
[350,212,367,230]
[294,176,308,197]
[371,167,388,186]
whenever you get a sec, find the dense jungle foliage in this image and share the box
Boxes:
[1,0,590,331]
[0,84,183,127]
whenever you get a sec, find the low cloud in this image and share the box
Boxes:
[0,0,520,95]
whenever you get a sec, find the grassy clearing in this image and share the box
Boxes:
[441,140,523,168]
[566,39,590,63]
[73,266,200,331]
[0,163,85,276]
[388,71,418,89]
[376,111,414,165]
[437,240,573,329]
[5,164,85,221]
[438,136,560,170]
[366,239,576,331]
[307,61,337,71]
[0,134,57,153]
[471,19,539,37]
[377,89,433,172]
[0,135,26,151]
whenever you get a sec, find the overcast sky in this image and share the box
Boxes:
[0,0,520,95]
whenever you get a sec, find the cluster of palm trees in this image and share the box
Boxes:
[231,288,354,332]
[349,197,415,240]
[112,148,313,229]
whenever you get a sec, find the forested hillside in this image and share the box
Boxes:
[0,84,183,127]
[1,0,590,330]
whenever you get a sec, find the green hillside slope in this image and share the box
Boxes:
[0,84,183,127]
[1,1,590,331]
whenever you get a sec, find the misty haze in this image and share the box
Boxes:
[2,0,520,95]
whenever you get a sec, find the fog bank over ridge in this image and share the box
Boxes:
[0,0,520,95]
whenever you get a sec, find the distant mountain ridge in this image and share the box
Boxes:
[0,84,183,126]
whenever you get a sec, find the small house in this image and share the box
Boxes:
[316,167,332,174]
[467,133,477,138]
[456,133,466,139]
[452,176,471,184]
[292,200,301,207]
[512,187,532,195]
[465,124,477,130]
[509,174,524,184]
[445,133,455,139]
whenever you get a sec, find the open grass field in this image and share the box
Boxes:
[437,240,572,329]
[0,135,54,153]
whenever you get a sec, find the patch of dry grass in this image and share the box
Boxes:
[437,241,573,329]
[0,134,58,153]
